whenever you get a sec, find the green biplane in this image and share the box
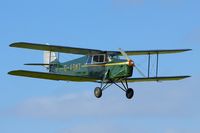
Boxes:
[8,42,191,99]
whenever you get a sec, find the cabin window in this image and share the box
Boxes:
[99,55,104,62]
[92,54,105,63]
[93,55,99,62]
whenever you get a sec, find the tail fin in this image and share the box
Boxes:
[43,51,58,69]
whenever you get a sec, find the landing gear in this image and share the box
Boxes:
[94,78,134,99]
[126,88,134,99]
[94,87,102,98]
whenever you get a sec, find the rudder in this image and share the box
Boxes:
[43,51,58,69]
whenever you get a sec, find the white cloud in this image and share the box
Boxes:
[5,76,198,120]
[165,128,200,133]
[60,123,124,133]
[1,77,199,133]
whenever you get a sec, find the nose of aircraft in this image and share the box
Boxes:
[128,60,135,67]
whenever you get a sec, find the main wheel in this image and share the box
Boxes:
[94,87,102,98]
[126,88,134,99]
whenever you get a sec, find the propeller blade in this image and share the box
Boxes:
[134,65,146,77]
[119,48,145,77]
[118,48,130,61]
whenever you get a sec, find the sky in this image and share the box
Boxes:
[0,0,200,133]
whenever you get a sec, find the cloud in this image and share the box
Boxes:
[4,76,198,120]
[59,121,151,133]
[1,77,199,133]
[60,125,200,133]
[60,122,125,133]
[165,128,200,133]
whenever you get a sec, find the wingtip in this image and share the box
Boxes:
[9,42,21,47]
[181,75,191,79]
[186,49,192,51]
[9,42,27,47]
[8,70,15,75]
[179,49,192,52]
[9,42,16,47]
[8,70,22,75]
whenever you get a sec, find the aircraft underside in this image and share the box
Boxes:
[94,77,134,99]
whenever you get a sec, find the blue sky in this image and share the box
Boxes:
[0,0,200,133]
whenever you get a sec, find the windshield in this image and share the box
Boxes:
[108,55,120,62]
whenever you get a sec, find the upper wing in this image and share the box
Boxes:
[10,42,191,55]
[10,42,103,55]
[108,49,192,56]
[8,70,98,82]
[126,76,190,82]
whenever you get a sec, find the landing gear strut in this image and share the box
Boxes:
[94,78,134,99]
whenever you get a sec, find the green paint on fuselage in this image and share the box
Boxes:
[51,55,133,80]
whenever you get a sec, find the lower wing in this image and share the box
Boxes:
[126,76,190,82]
[8,70,190,83]
[8,70,98,82]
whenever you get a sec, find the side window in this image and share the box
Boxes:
[93,55,99,63]
[99,55,104,62]
[92,54,105,63]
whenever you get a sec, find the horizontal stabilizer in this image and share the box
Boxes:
[24,63,53,66]
[126,76,190,82]
[8,70,98,82]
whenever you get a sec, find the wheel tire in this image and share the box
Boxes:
[126,88,134,99]
[94,87,102,98]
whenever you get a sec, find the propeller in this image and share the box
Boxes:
[134,65,146,77]
[118,48,133,66]
[118,48,130,61]
[118,48,146,77]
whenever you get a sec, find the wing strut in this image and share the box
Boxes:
[156,52,159,77]
[147,52,160,78]
[148,53,151,77]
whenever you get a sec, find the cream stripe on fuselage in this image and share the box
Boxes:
[82,62,129,67]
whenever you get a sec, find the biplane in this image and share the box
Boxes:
[8,42,191,99]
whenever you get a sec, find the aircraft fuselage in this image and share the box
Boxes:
[52,55,133,80]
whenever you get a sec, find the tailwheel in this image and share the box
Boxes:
[126,88,134,99]
[94,87,102,98]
